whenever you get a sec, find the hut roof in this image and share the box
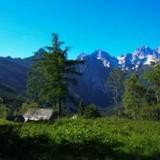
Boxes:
[23,108,53,121]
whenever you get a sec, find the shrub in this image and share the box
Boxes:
[0,104,8,119]
[84,104,101,118]
[19,101,39,114]
[139,104,160,120]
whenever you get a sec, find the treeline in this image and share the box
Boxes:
[0,83,25,118]
[107,64,160,120]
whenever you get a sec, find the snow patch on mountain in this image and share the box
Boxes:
[78,46,160,71]
[117,55,126,65]
[116,46,160,70]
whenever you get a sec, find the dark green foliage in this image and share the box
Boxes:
[27,63,45,103]
[0,105,8,119]
[107,68,125,105]
[84,104,101,118]
[27,33,84,117]
[0,83,25,113]
[132,65,160,120]
[0,97,3,104]
[123,74,146,119]
[19,101,39,114]
[77,101,85,116]
[0,97,8,119]
[101,105,124,117]
[139,104,160,121]
[144,64,160,104]
[121,65,160,120]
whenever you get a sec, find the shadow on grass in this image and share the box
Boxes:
[0,125,159,160]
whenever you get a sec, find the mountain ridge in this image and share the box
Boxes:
[0,45,160,107]
[79,46,160,70]
[1,45,160,67]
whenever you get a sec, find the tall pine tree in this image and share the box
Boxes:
[144,64,160,104]
[123,74,146,119]
[27,33,84,117]
[107,68,124,106]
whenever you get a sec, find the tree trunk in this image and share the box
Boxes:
[156,95,159,104]
[58,98,62,117]
[115,89,118,106]
[157,108,160,121]
[156,91,160,104]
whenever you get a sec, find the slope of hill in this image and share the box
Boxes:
[0,83,25,110]
[0,49,46,92]
[0,57,28,92]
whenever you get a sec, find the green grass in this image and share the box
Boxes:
[0,117,160,160]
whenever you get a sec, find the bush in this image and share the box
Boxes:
[84,104,101,118]
[140,104,160,120]
[19,101,39,114]
[0,97,3,104]
[0,104,8,119]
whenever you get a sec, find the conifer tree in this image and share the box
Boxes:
[28,33,84,117]
[123,74,146,119]
[144,64,160,104]
[107,68,124,105]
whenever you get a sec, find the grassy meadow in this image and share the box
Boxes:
[0,117,160,160]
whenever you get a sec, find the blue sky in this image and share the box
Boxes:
[0,0,160,59]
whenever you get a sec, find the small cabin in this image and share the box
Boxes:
[23,108,55,122]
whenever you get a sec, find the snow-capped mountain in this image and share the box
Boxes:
[117,46,160,70]
[78,49,118,68]
[79,46,160,71]
[76,50,114,107]
[92,50,118,68]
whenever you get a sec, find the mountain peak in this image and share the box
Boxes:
[92,50,111,60]
[90,46,160,70]
[156,47,160,54]
[77,53,88,60]
[35,48,46,56]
